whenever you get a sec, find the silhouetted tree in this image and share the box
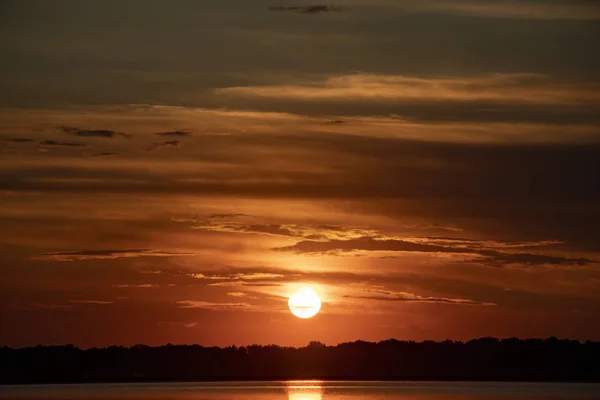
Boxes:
[0,338,598,384]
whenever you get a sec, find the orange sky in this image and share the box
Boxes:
[1,0,599,348]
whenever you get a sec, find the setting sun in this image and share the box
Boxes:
[288,287,322,319]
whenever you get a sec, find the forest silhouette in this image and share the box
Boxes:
[1,338,599,384]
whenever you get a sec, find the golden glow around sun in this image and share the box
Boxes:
[288,287,321,319]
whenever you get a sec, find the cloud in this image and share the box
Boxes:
[189,273,230,280]
[217,73,600,107]
[479,252,591,267]
[236,224,298,237]
[268,5,343,14]
[208,213,250,218]
[273,236,461,254]
[69,300,114,305]
[175,300,253,311]
[208,281,283,287]
[148,140,180,151]
[163,265,600,311]
[2,107,599,249]
[397,0,600,21]
[274,236,594,267]
[195,223,298,237]
[191,272,284,281]
[5,138,34,143]
[215,74,600,125]
[91,152,120,157]
[115,284,159,288]
[39,140,86,147]
[227,292,247,297]
[190,218,377,241]
[59,126,130,139]
[410,237,563,249]
[158,321,198,328]
[236,272,284,280]
[345,289,495,306]
[157,131,191,137]
[33,249,196,262]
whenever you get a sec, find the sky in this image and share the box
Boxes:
[0,0,599,348]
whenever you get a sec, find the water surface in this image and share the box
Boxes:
[1,381,599,400]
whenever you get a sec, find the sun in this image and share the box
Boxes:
[288,287,321,319]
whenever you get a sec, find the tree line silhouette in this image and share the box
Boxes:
[1,338,599,384]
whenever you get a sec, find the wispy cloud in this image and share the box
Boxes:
[207,213,250,219]
[208,281,283,288]
[237,272,284,280]
[33,249,196,262]
[69,300,114,305]
[217,73,600,107]
[4,138,35,143]
[189,216,377,241]
[60,126,130,139]
[191,272,284,281]
[40,140,86,147]
[268,5,343,14]
[398,0,600,21]
[274,236,594,267]
[148,140,180,151]
[345,289,495,306]
[227,292,248,297]
[158,321,198,328]
[175,300,253,311]
[157,131,191,137]
[114,284,159,288]
[91,152,120,157]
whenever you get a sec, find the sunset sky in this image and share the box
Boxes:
[1,0,599,348]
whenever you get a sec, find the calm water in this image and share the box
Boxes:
[1,381,600,400]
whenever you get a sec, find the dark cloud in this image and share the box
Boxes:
[158,321,198,328]
[69,299,114,305]
[268,5,343,14]
[175,300,253,311]
[479,252,591,267]
[157,131,191,137]
[395,275,600,312]
[39,140,86,147]
[148,140,180,151]
[274,237,460,254]
[197,223,298,237]
[209,282,284,287]
[60,126,130,139]
[91,152,119,157]
[32,249,196,261]
[5,138,34,143]
[274,236,594,267]
[344,292,493,306]
[207,213,250,219]
[188,219,375,241]
[395,0,600,20]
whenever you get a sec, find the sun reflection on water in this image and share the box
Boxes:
[286,380,323,400]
